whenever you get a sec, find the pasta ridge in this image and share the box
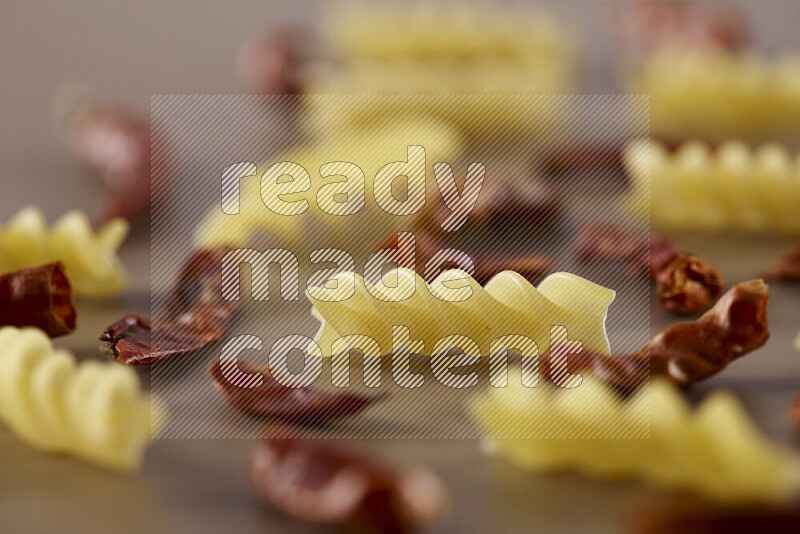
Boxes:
[0,326,154,471]
[625,139,800,234]
[470,376,800,504]
[308,268,615,358]
[0,207,128,297]
[631,48,800,139]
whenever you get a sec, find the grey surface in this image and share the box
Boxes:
[2,1,800,533]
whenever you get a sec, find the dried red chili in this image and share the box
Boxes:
[100,247,235,365]
[0,262,76,337]
[542,279,769,393]
[377,225,556,286]
[251,438,450,533]
[67,102,170,224]
[576,229,724,315]
[574,223,650,275]
[616,0,751,54]
[542,140,627,179]
[209,359,386,425]
[766,245,800,282]
[237,28,307,95]
[650,236,725,314]
[789,396,800,429]
[631,504,800,534]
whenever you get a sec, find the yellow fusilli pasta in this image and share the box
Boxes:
[0,207,128,297]
[0,327,155,471]
[309,268,615,358]
[625,139,800,234]
[470,377,800,504]
[194,118,463,250]
[630,48,800,141]
[303,2,573,138]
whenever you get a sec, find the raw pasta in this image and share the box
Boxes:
[0,207,128,297]
[309,268,615,358]
[625,140,800,234]
[194,118,463,249]
[630,48,800,140]
[303,2,573,137]
[0,327,155,471]
[470,376,800,504]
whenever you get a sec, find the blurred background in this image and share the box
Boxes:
[2,1,800,533]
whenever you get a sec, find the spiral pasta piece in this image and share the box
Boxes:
[630,48,800,140]
[194,118,462,250]
[625,140,800,234]
[0,327,154,471]
[303,2,572,137]
[0,207,128,297]
[309,268,615,358]
[470,376,800,504]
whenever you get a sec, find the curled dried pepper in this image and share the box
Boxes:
[0,262,76,337]
[209,358,386,425]
[542,279,769,392]
[100,247,235,365]
[251,438,449,533]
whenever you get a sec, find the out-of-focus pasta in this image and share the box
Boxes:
[0,326,155,471]
[630,48,800,141]
[194,117,463,250]
[470,376,800,504]
[303,2,573,138]
[309,268,615,358]
[625,140,800,234]
[794,331,800,352]
[0,207,128,297]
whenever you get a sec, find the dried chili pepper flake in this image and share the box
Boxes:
[209,359,387,425]
[575,229,726,314]
[789,396,800,429]
[655,253,725,315]
[251,438,449,533]
[574,223,649,275]
[541,279,769,392]
[0,262,76,337]
[632,504,800,534]
[99,247,235,366]
[766,245,800,282]
[237,28,307,95]
[66,101,171,224]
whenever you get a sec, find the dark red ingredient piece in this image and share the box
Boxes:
[100,247,235,365]
[576,228,724,315]
[68,103,170,224]
[789,396,800,429]
[541,280,769,392]
[237,28,307,95]
[463,171,559,234]
[631,504,800,534]
[377,225,556,286]
[640,278,768,386]
[209,359,386,425]
[542,140,626,179]
[617,0,751,54]
[0,262,76,337]
[574,223,650,275]
[654,252,725,315]
[766,245,800,282]
[251,438,449,533]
